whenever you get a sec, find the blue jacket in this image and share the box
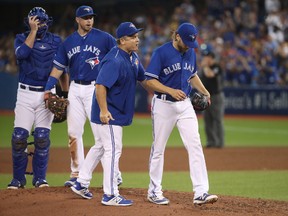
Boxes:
[91,47,145,126]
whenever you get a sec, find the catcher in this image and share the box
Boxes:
[7,7,62,189]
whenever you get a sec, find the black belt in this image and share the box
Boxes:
[20,84,45,92]
[74,80,94,85]
[156,94,178,102]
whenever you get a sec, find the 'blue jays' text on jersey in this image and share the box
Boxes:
[15,32,62,86]
[145,42,197,96]
[53,28,116,81]
[91,47,146,126]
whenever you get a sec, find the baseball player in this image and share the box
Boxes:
[144,23,218,205]
[7,7,62,189]
[44,5,122,187]
[71,22,146,206]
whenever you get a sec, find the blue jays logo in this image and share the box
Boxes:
[84,7,91,12]
[189,34,196,42]
[129,23,136,28]
[85,56,100,69]
[134,58,139,66]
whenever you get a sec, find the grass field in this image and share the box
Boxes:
[1,114,288,201]
[1,114,288,148]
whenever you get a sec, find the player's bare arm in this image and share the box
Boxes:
[190,75,210,98]
[139,80,153,94]
[95,84,114,124]
[146,78,186,101]
[50,67,64,80]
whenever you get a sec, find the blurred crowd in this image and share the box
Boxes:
[0,0,287,87]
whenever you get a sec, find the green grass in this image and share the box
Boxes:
[1,171,288,201]
[223,118,288,147]
[209,171,288,201]
[1,115,288,147]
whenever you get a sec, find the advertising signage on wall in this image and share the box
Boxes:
[224,87,288,115]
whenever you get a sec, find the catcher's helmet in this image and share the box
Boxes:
[24,7,53,38]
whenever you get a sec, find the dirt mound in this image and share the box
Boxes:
[0,187,287,216]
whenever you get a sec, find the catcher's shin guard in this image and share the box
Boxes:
[11,127,29,185]
[32,127,50,184]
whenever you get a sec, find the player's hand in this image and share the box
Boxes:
[100,111,115,124]
[29,16,39,32]
[169,89,187,101]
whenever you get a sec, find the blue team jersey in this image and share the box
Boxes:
[53,28,116,81]
[15,32,62,86]
[145,42,197,96]
[91,47,146,126]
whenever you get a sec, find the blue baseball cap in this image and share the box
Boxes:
[76,5,96,17]
[116,22,143,38]
[177,23,198,48]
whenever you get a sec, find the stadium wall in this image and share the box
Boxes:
[1,73,287,115]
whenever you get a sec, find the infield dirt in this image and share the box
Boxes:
[0,147,288,216]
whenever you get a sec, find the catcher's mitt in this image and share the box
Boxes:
[45,92,69,123]
[191,92,211,111]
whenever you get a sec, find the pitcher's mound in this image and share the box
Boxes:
[0,187,287,216]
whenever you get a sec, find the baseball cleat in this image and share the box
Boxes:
[34,179,49,188]
[193,193,218,205]
[71,181,93,199]
[101,194,133,206]
[7,179,25,190]
[64,177,77,187]
[147,194,169,205]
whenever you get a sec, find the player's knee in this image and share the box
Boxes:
[12,127,29,151]
[34,127,50,149]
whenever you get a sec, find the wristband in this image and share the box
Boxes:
[45,76,58,91]
[61,91,68,98]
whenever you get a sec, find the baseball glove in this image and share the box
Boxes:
[191,92,211,111]
[45,92,69,123]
